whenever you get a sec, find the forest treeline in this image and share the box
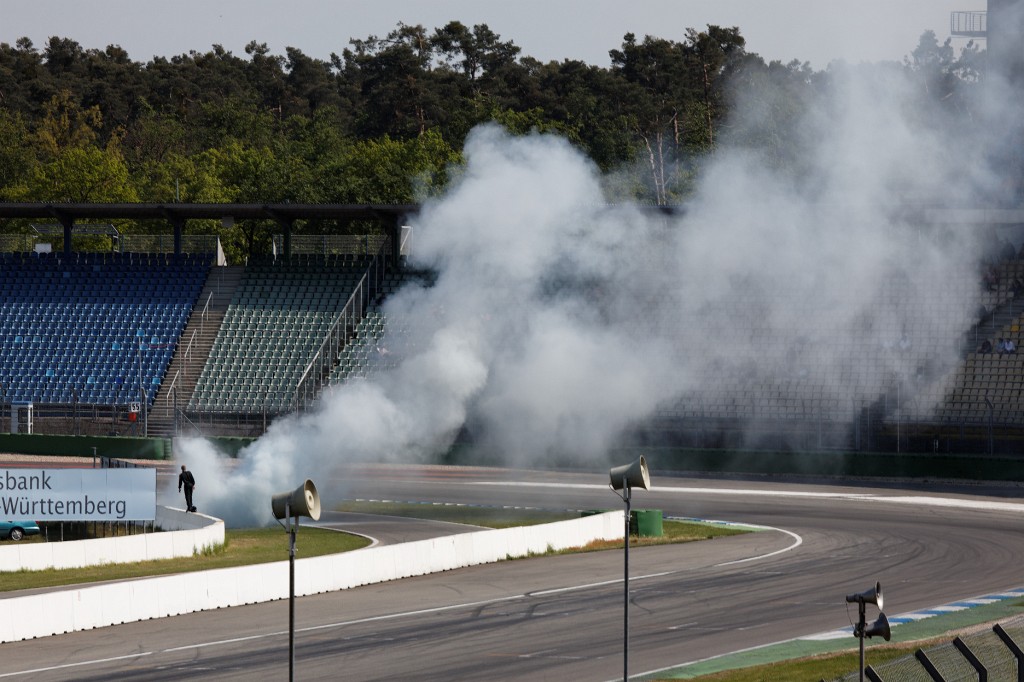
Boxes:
[0,22,984,262]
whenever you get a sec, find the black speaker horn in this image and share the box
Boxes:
[271,479,321,521]
[846,581,883,610]
[609,455,650,491]
[863,612,891,641]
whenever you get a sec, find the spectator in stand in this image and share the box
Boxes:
[1007,338,1017,354]
[979,338,994,354]
[983,265,1000,292]
[997,338,1009,353]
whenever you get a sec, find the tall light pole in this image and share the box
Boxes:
[609,455,651,682]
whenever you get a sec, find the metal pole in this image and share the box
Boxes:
[623,476,631,682]
[287,502,295,682]
[896,377,901,454]
[138,337,143,412]
[858,602,866,682]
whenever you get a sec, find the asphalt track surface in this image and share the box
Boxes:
[3,465,1024,681]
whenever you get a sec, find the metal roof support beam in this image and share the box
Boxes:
[267,209,294,260]
[52,210,74,258]
[170,215,184,257]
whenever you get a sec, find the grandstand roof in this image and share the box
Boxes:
[0,202,418,222]
[0,203,419,261]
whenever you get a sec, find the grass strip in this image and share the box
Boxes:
[338,501,748,547]
[650,598,1024,680]
[0,527,370,593]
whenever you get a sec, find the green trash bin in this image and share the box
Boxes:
[631,509,663,537]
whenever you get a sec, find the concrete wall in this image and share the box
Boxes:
[0,507,224,572]
[0,511,622,643]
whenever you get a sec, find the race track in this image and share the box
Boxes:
[2,466,1023,681]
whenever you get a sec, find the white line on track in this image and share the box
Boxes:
[714,523,803,566]
[469,481,1024,514]
[0,652,154,678]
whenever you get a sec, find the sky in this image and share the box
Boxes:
[4,0,988,71]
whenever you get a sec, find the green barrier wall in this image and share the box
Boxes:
[0,434,170,460]
[633,448,1024,482]
[0,434,256,462]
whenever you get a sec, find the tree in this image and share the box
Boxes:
[610,33,691,203]
[284,46,344,115]
[19,143,138,203]
[0,38,49,116]
[339,24,450,139]
[431,21,520,90]
[320,129,459,205]
[609,27,747,203]
[0,110,36,200]
[904,30,958,101]
[35,89,102,158]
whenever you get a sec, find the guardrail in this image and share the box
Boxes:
[0,511,620,643]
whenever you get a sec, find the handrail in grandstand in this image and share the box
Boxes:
[292,242,388,411]
[162,370,179,420]
[200,292,212,334]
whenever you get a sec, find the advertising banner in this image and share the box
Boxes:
[0,468,156,521]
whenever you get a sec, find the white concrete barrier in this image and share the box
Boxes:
[0,510,622,642]
[0,506,224,573]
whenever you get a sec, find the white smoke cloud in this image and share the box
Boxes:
[171,55,1004,526]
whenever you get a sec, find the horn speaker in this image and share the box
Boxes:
[610,455,650,491]
[846,581,883,609]
[862,612,891,641]
[272,479,321,521]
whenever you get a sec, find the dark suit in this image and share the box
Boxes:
[178,470,195,509]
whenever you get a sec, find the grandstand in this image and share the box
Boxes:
[188,254,379,415]
[0,251,207,413]
[0,202,1023,454]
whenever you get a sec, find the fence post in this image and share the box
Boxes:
[914,649,946,681]
[864,667,884,682]
[993,623,1024,682]
[953,636,987,681]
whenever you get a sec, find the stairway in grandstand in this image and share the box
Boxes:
[147,266,244,437]
[185,254,381,420]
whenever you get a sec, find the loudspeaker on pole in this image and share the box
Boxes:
[863,612,891,641]
[272,479,322,521]
[609,455,651,491]
[846,581,883,609]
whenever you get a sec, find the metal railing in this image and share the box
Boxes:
[161,370,180,419]
[120,234,221,255]
[292,245,388,411]
[950,10,987,38]
[272,233,390,258]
